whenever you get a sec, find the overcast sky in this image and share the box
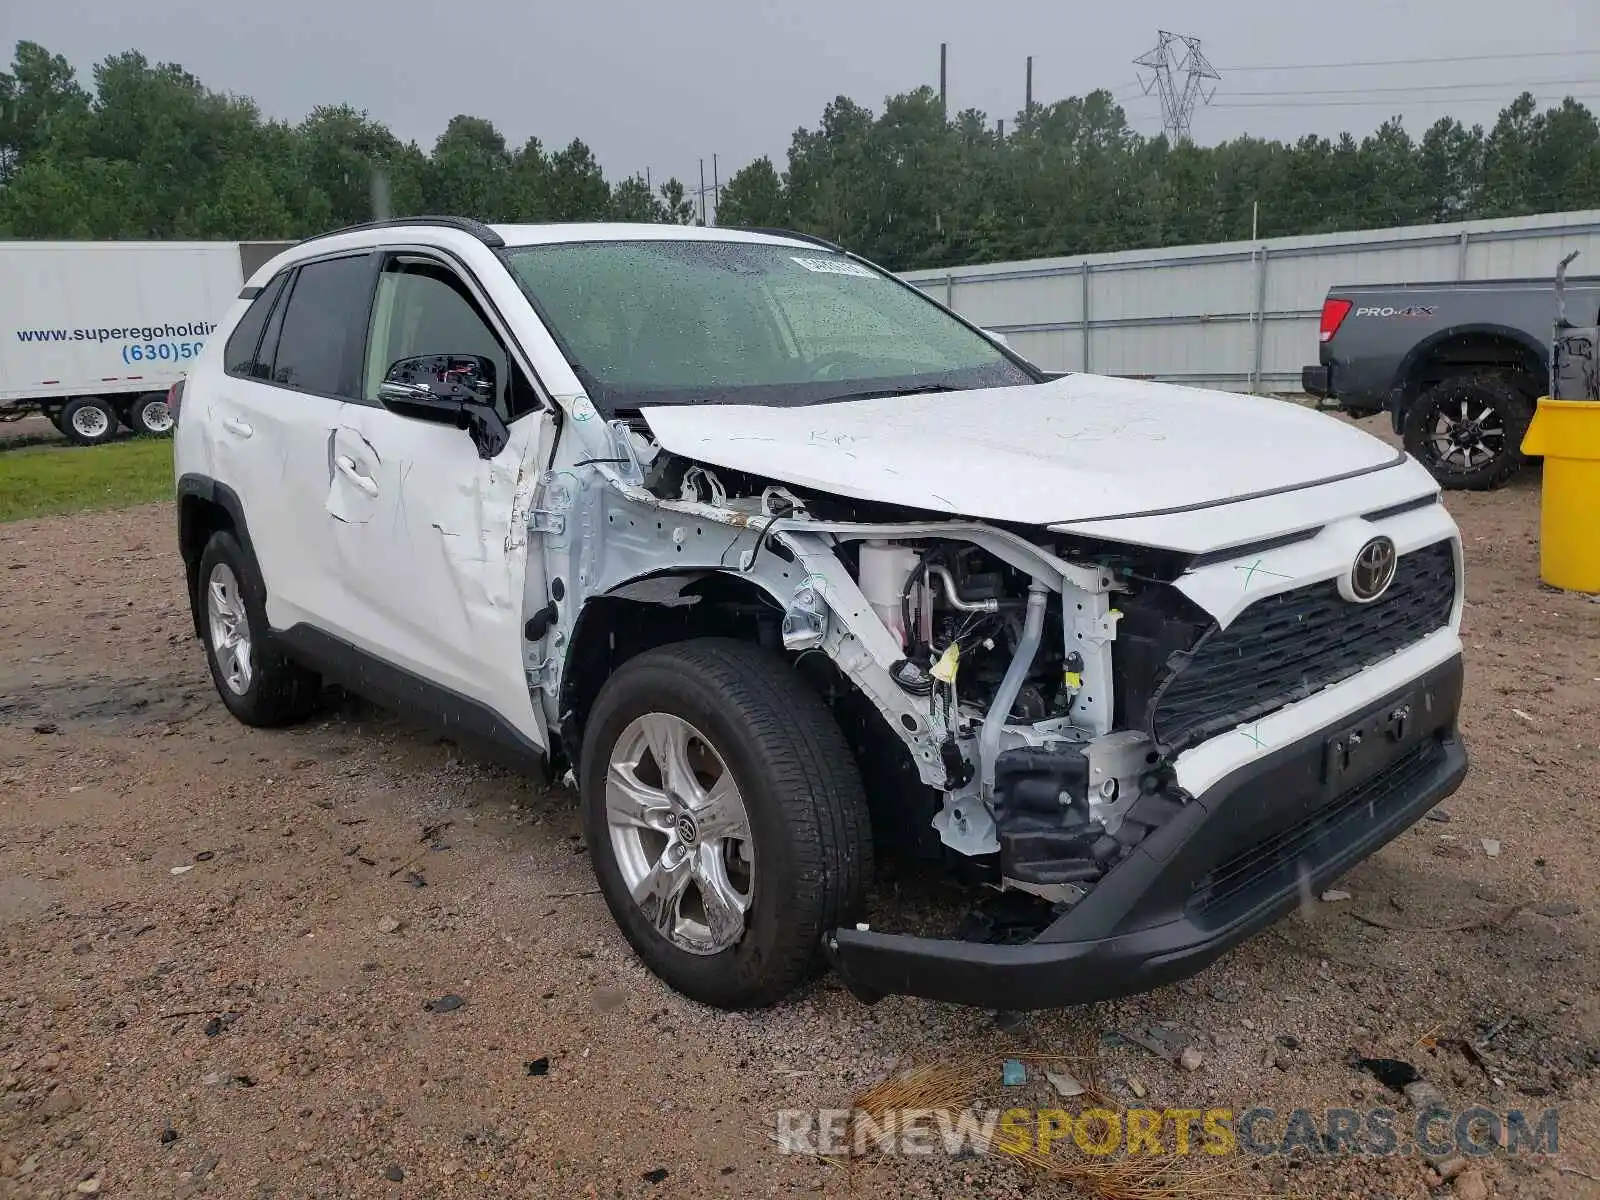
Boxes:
[5,0,1598,200]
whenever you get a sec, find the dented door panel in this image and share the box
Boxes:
[325,424,381,525]
[319,403,553,750]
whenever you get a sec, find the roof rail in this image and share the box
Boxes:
[734,226,845,252]
[298,215,505,248]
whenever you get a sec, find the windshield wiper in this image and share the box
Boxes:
[812,383,962,405]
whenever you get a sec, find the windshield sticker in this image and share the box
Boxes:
[790,255,874,278]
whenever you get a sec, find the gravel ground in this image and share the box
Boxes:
[1,423,1598,1199]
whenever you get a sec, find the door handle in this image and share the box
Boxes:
[335,455,379,497]
[222,416,253,439]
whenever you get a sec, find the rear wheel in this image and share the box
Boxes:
[1402,375,1533,490]
[58,396,119,447]
[127,393,175,437]
[197,531,322,727]
[580,639,872,1009]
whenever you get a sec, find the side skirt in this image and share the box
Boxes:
[277,623,550,776]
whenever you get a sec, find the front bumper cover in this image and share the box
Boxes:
[827,653,1466,1010]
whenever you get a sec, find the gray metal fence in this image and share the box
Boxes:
[901,209,1600,393]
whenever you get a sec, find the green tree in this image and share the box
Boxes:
[658,177,696,224]
[546,138,610,221]
[716,156,788,227]
[3,38,1599,267]
[0,41,88,183]
[426,114,512,217]
[610,173,662,221]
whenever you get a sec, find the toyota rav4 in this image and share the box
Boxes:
[172,217,1468,1010]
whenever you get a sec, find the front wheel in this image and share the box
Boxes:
[1402,375,1533,490]
[580,639,873,1009]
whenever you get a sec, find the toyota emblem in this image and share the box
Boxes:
[1348,536,1398,603]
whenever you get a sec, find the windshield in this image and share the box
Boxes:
[500,239,1036,411]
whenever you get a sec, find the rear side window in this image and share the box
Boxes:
[224,272,289,379]
[267,254,372,397]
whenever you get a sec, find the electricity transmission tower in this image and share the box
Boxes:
[1133,32,1220,144]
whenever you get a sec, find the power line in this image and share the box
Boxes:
[1215,47,1600,72]
[1221,74,1597,98]
[1202,93,1600,110]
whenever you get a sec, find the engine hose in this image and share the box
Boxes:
[979,579,1049,801]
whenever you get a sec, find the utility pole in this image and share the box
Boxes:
[1133,31,1220,144]
[712,154,719,226]
[698,158,706,225]
[1025,55,1033,114]
[997,117,1005,139]
[939,43,948,117]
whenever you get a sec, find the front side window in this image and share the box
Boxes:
[501,239,1034,412]
[363,258,513,419]
[268,254,371,397]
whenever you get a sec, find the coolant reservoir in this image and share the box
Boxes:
[858,541,921,647]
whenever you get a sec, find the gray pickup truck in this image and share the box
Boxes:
[1304,275,1600,489]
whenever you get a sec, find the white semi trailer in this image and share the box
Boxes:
[0,239,292,444]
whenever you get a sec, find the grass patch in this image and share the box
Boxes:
[0,438,173,522]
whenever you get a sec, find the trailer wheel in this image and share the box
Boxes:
[59,397,120,447]
[127,393,175,438]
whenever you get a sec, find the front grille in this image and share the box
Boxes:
[1150,540,1456,750]
[1189,738,1446,920]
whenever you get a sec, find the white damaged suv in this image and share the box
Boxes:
[172,218,1468,1009]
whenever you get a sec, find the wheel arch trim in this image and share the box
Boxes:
[177,473,265,640]
[1393,322,1548,404]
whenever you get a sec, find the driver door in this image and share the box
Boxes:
[324,252,553,751]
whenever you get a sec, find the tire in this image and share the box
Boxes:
[1402,375,1533,490]
[58,396,119,447]
[196,530,321,727]
[580,638,873,1009]
[127,393,175,437]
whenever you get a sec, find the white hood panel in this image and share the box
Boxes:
[639,374,1403,527]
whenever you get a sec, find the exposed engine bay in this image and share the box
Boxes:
[811,531,1181,908]
[539,416,1202,912]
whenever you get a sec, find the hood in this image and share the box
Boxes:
[639,373,1404,526]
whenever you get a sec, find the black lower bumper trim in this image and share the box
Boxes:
[1302,363,1330,398]
[828,654,1466,1010]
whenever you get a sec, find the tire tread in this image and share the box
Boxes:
[197,531,321,728]
[581,638,872,1008]
[1403,374,1533,491]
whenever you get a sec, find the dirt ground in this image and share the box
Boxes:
[0,418,59,450]
[1,419,1598,1199]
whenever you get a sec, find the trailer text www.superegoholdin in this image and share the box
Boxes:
[14,322,218,365]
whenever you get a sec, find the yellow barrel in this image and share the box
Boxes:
[1521,398,1600,592]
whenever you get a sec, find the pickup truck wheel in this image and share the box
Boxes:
[197,531,322,727]
[1403,376,1532,490]
[580,639,872,1009]
[58,397,119,447]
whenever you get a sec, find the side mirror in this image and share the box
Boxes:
[379,353,509,459]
